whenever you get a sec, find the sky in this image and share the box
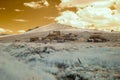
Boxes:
[0,0,62,34]
[57,0,120,31]
[0,0,120,34]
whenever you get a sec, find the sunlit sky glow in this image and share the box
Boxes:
[0,0,120,34]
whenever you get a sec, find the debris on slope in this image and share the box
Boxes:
[87,35,109,42]
[29,31,78,43]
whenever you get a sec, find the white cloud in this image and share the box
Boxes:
[55,5,62,11]
[59,0,101,7]
[55,0,120,31]
[44,16,55,20]
[0,8,5,10]
[6,29,13,33]
[14,19,28,22]
[0,28,6,33]
[24,0,49,9]
[14,9,24,12]
[59,0,120,10]
[0,28,13,33]
[18,30,26,33]
[24,1,42,9]
[55,11,90,28]
[61,0,71,3]
[43,0,49,6]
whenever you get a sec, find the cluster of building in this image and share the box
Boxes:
[30,31,78,43]
[29,31,109,43]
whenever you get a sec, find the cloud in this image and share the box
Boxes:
[0,8,5,10]
[55,5,63,11]
[14,9,24,12]
[59,0,94,8]
[55,11,90,28]
[44,16,55,20]
[18,30,26,33]
[55,0,120,31]
[0,28,6,33]
[24,0,49,9]
[59,0,120,12]
[13,19,28,22]
[0,28,13,33]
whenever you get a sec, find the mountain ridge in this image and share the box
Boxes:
[26,23,79,33]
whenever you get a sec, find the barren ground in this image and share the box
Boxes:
[0,41,120,80]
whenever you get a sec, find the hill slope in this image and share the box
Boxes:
[0,23,120,42]
[26,23,78,33]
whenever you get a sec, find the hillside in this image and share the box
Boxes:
[0,23,120,43]
[26,23,78,33]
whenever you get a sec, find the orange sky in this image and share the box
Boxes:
[0,0,120,34]
[0,0,102,34]
[0,0,62,34]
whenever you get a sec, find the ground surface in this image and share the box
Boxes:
[0,24,120,80]
[0,42,120,80]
